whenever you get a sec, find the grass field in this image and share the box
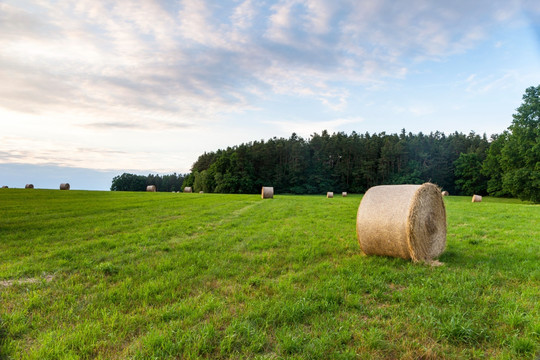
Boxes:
[0,189,538,359]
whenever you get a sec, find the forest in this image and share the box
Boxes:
[111,86,539,203]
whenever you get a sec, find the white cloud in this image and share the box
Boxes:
[0,0,537,173]
[465,71,521,94]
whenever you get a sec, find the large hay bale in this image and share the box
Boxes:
[342,192,348,197]
[356,183,446,262]
[146,185,156,192]
[327,192,334,198]
[25,184,34,189]
[261,186,274,199]
[60,183,70,190]
[471,194,482,202]
[184,187,192,193]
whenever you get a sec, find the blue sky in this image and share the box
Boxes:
[1,0,539,190]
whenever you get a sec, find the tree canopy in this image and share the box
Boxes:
[183,130,489,196]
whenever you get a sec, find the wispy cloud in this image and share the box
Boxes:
[83,121,194,131]
[0,0,538,173]
[0,0,528,119]
[465,71,522,94]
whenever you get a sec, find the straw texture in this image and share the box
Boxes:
[60,183,70,190]
[441,191,449,196]
[327,192,334,198]
[356,183,446,262]
[471,194,482,202]
[184,187,192,193]
[261,186,274,199]
[25,184,34,189]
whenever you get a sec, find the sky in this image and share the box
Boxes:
[1,0,540,190]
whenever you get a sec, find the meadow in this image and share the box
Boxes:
[0,189,538,359]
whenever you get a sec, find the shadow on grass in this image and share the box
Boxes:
[439,247,538,276]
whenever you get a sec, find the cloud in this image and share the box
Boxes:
[0,0,529,121]
[0,135,190,172]
[0,0,537,172]
[465,71,522,94]
[83,121,194,131]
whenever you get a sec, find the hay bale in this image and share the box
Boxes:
[184,187,192,193]
[60,183,70,190]
[342,192,347,197]
[261,186,274,199]
[1,186,8,188]
[441,191,449,196]
[356,183,446,262]
[25,184,34,189]
[327,192,334,198]
[146,185,156,192]
[471,194,482,202]
[199,191,204,194]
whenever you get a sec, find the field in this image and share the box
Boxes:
[0,189,538,359]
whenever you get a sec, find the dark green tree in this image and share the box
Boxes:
[453,153,488,195]
[482,133,512,197]
[110,173,147,191]
[500,85,540,202]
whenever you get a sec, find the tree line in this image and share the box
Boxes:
[112,85,539,202]
[183,130,489,196]
[111,173,186,192]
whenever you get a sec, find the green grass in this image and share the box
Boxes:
[0,189,538,359]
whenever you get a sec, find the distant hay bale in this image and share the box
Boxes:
[25,184,34,189]
[356,183,446,262]
[441,191,449,196]
[184,187,192,193]
[471,194,482,202]
[146,185,156,192]
[60,183,70,190]
[199,191,204,194]
[1,186,8,189]
[261,186,274,199]
[327,192,334,198]
[342,192,347,197]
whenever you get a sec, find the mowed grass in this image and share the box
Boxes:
[0,189,538,359]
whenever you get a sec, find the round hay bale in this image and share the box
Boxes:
[199,191,204,194]
[356,183,446,262]
[261,186,274,199]
[471,194,482,202]
[25,184,34,189]
[184,187,192,193]
[1,186,8,189]
[327,192,334,198]
[342,192,347,197]
[146,185,156,192]
[441,190,449,196]
[60,183,70,190]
